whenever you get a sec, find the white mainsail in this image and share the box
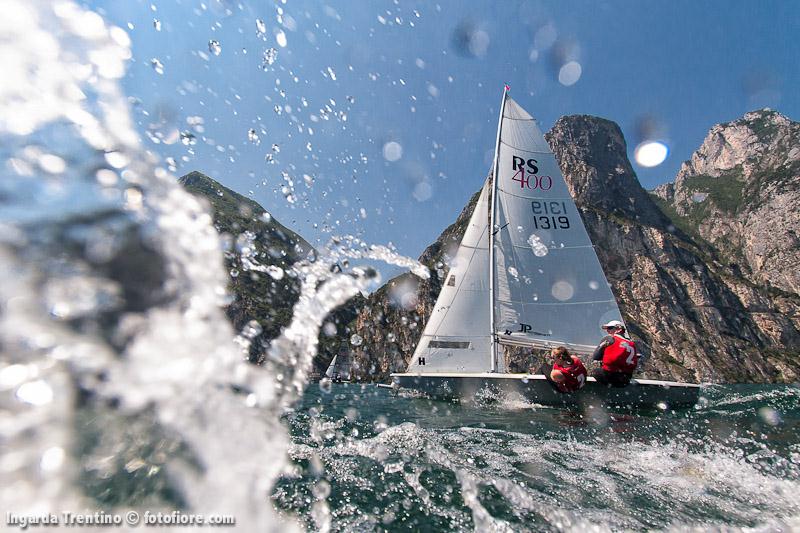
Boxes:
[493,97,621,355]
[406,91,622,374]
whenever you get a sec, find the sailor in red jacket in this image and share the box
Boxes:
[548,346,587,393]
[592,320,639,387]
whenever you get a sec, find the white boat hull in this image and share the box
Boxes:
[390,373,701,409]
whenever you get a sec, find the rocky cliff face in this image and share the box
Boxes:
[652,109,800,294]
[350,114,800,384]
[179,171,360,373]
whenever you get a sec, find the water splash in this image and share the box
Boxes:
[264,235,428,408]
[0,2,429,528]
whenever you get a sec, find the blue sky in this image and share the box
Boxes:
[92,0,799,261]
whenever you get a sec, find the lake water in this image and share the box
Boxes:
[274,384,800,531]
[2,4,799,531]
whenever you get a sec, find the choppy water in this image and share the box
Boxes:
[2,3,799,532]
[274,384,800,531]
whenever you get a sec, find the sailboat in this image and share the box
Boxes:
[325,347,352,383]
[390,88,700,408]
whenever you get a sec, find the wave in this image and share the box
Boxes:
[275,408,800,531]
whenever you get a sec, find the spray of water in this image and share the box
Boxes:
[0,2,427,528]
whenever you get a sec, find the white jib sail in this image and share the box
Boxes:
[406,180,497,373]
[493,97,622,355]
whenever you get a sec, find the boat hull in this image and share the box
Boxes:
[390,373,701,409]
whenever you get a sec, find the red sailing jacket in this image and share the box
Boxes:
[601,334,638,373]
[552,356,588,393]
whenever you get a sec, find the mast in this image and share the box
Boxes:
[488,85,509,372]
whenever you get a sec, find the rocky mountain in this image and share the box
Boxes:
[652,109,800,295]
[349,114,800,384]
[178,171,360,374]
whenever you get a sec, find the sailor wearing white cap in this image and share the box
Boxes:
[592,320,639,387]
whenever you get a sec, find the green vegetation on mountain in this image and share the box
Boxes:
[681,171,746,214]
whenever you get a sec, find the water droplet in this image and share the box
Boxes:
[38,153,66,174]
[242,320,262,339]
[261,48,278,68]
[507,266,519,280]
[275,29,287,47]
[758,406,782,426]
[180,131,197,145]
[451,22,490,58]
[551,280,574,301]
[413,181,432,202]
[383,141,402,162]
[40,447,65,472]
[558,61,582,86]
[230,268,239,278]
[326,66,337,81]
[153,18,161,31]
[271,143,280,153]
[319,378,332,394]
[16,380,53,406]
[256,18,267,37]
[96,168,118,186]
[150,58,164,74]
[588,280,600,290]
[313,479,331,499]
[350,334,363,346]
[247,128,260,144]
[634,141,669,167]
[266,265,284,280]
[208,39,221,56]
[527,234,548,257]
[105,151,129,169]
[346,95,355,104]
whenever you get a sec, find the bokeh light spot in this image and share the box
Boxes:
[635,141,669,167]
[551,280,574,301]
[382,141,403,162]
[558,61,582,86]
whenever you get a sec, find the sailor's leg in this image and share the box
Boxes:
[608,372,632,388]
[591,368,610,385]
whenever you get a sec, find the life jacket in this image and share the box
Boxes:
[601,334,638,373]
[552,355,588,393]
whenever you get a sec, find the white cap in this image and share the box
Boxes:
[601,320,625,329]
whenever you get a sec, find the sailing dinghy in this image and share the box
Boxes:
[390,88,700,408]
[325,347,352,383]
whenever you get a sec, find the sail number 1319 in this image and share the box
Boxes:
[531,200,570,229]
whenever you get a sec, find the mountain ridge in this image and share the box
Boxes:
[349,111,800,383]
[179,107,800,384]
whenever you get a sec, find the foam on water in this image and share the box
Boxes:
[3,3,799,532]
[276,386,800,531]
